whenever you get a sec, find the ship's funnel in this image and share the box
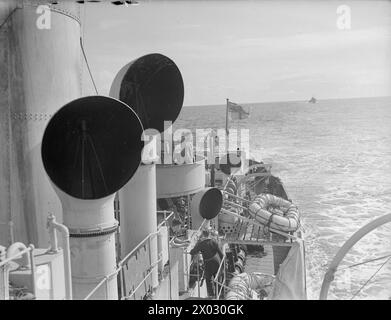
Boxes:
[190,188,223,230]
[109,54,184,292]
[41,96,144,299]
[109,53,184,133]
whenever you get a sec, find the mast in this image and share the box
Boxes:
[210,132,215,187]
[225,98,229,135]
[225,98,229,153]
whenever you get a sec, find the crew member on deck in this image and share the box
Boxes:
[190,230,224,297]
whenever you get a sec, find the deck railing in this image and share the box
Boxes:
[0,244,36,300]
[213,254,226,299]
[84,211,175,300]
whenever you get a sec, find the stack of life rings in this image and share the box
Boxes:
[248,193,300,233]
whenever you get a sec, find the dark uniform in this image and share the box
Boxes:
[190,238,224,297]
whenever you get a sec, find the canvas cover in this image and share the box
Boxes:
[269,240,307,300]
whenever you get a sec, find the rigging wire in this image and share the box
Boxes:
[80,36,99,95]
[350,255,391,300]
[0,7,18,30]
[336,253,391,271]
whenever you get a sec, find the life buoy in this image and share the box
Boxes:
[248,193,300,232]
[234,259,244,273]
[226,272,275,300]
[237,249,246,263]
[225,186,236,195]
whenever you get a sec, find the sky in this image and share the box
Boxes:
[83,0,391,106]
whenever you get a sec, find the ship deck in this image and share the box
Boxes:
[223,219,298,277]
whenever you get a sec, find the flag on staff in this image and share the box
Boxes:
[227,100,250,120]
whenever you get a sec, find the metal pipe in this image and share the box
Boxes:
[214,255,226,299]
[168,230,172,300]
[47,216,59,253]
[197,255,200,298]
[224,200,248,211]
[28,244,36,299]
[222,191,252,203]
[47,214,72,300]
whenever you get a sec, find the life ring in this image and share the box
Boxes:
[248,193,300,232]
[237,249,246,263]
[225,186,236,195]
[234,260,244,273]
[226,272,275,300]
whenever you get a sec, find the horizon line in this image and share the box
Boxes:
[183,94,391,108]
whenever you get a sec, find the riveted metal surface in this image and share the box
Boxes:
[0,2,82,246]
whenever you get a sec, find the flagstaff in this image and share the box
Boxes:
[225,98,229,135]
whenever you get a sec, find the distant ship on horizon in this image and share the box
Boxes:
[308,97,317,103]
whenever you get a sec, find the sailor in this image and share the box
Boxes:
[190,230,224,297]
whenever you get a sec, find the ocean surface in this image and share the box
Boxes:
[174,96,391,300]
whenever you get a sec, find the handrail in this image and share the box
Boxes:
[84,210,174,300]
[118,231,159,268]
[124,256,164,300]
[157,211,175,229]
[319,213,391,300]
[222,191,252,204]
[84,233,158,299]
[214,255,226,299]
[224,200,248,211]
[0,245,33,268]
[0,244,36,300]
[47,214,72,300]
[84,268,120,300]
[215,255,226,281]
[175,218,207,246]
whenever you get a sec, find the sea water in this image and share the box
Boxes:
[174,96,391,300]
